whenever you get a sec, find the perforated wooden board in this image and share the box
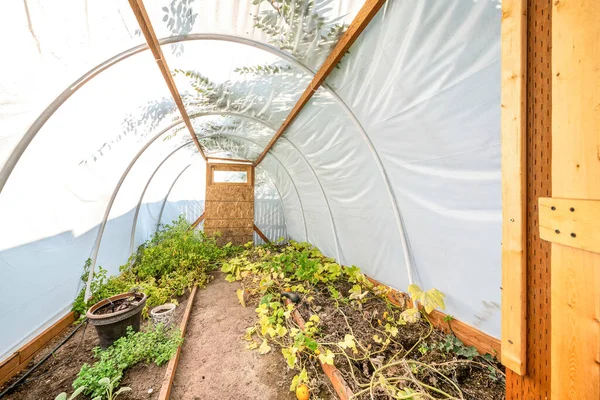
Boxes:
[505,0,552,397]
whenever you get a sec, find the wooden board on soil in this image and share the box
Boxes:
[1,292,191,400]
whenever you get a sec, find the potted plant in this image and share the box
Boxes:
[86,291,147,348]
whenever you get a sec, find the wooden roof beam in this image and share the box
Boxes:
[128,0,206,160]
[254,0,386,166]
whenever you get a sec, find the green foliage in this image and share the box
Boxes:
[73,216,240,316]
[251,0,347,68]
[438,334,479,360]
[73,325,181,399]
[55,386,86,400]
[91,377,131,400]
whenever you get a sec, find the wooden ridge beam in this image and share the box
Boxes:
[128,0,206,160]
[254,0,386,166]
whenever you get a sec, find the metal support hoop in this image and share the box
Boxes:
[84,111,273,299]
[271,138,343,263]
[155,164,193,233]
[128,142,195,256]
[254,165,289,244]
[3,33,414,286]
[85,140,194,299]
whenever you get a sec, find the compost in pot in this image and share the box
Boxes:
[86,291,147,349]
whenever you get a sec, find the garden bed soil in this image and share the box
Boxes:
[296,281,506,400]
[169,271,301,400]
[93,293,145,316]
[2,292,190,400]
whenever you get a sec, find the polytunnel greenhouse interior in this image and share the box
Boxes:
[4,0,597,399]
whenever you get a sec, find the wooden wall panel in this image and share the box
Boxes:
[206,185,254,202]
[204,162,254,246]
[550,1,600,398]
[505,0,552,397]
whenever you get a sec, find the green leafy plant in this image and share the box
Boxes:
[55,387,86,400]
[73,325,182,399]
[91,377,131,400]
[73,216,241,316]
[438,334,479,360]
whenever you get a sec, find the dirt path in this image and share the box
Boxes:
[170,272,295,400]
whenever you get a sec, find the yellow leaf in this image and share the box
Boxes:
[259,339,272,355]
[236,289,246,307]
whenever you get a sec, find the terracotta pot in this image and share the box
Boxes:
[86,292,147,349]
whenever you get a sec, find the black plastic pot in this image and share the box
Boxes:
[86,292,147,349]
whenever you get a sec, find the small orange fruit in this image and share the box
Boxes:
[296,384,310,400]
[314,349,321,356]
[284,287,292,292]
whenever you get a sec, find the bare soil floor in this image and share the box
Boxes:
[170,271,295,400]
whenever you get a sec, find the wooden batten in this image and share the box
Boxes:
[500,0,528,376]
[0,312,76,386]
[549,1,600,397]
[253,224,270,244]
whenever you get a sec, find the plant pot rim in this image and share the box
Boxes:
[150,303,176,316]
[86,292,147,326]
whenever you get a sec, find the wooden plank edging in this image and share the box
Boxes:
[158,285,198,400]
[284,298,354,400]
[0,311,76,387]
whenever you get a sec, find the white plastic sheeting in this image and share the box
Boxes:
[0,0,501,361]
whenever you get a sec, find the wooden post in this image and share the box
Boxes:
[549,1,600,398]
[500,0,527,376]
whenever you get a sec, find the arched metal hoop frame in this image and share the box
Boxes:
[85,111,310,299]
[155,164,193,233]
[2,33,415,289]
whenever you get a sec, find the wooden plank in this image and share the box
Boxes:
[127,0,206,160]
[366,277,500,355]
[204,201,253,219]
[204,218,253,229]
[206,185,254,202]
[253,224,270,244]
[206,156,253,164]
[284,299,354,400]
[539,198,600,252]
[505,0,553,396]
[0,311,76,386]
[190,212,204,229]
[0,354,19,384]
[254,0,387,166]
[158,286,198,400]
[207,163,254,186]
[551,1,600,397]
[500,0,528,376]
